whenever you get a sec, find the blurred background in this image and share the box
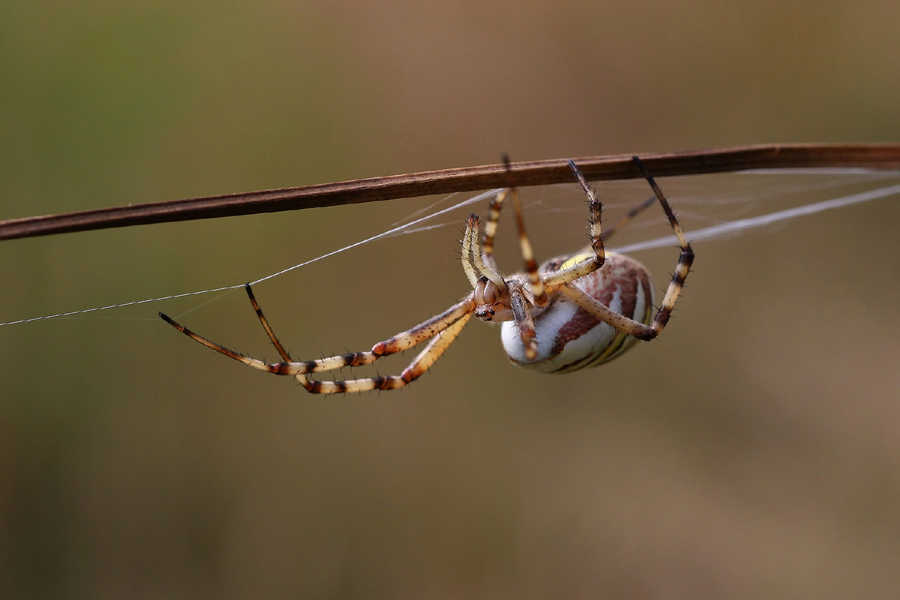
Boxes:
[1,1,899,598]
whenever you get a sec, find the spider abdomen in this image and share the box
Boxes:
[501,251,655,373]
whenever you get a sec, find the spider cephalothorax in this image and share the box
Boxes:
[472,276,516,322]
[160,157,694,393]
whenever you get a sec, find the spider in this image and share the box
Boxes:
[159,156,694,394]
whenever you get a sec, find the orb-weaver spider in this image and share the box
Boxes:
[159,156,694,393]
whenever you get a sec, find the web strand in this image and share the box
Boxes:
[1,175,898,328]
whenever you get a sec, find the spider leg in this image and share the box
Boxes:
[552,156,694,341]
[557,284,655,338]
[486,157,555,359]
[160,311,267,366]
[633,155,694,336]
[160,290,476,379]
[480,188,508,273]
[509,185,549,308]
[543,160,606,290]
[246,283,291,362]
[299,312,471,394]
[509,287,538,357]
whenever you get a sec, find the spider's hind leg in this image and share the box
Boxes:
[552,156,694,341]
[632,156,695,336]
[542,161,606,291]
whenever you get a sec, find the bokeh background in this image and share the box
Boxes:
[2,2,899,598]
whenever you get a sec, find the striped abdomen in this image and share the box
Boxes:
[501,252,655,373]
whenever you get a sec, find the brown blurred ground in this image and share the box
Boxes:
[1,2,899,599]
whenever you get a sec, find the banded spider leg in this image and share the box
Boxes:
[160,286,475,393]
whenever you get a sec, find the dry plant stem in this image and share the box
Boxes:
[1,143,899,242]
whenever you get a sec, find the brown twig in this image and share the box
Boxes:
[2,143,899,242]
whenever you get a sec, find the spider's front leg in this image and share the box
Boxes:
[160,284,475,394]
[479,188,508,274]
